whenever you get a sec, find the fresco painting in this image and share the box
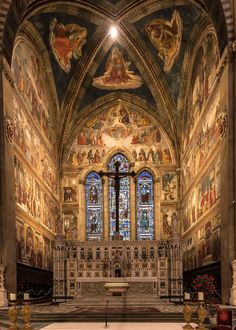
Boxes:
[182,158,221,233]
[14,156,42,221]
[183,215,220,271]
[64,186,77,202]
[12,97,58,195]
[64,211,77,240]
[161,172,177,201]
[161,208,179,238]
[68,104,174,166]
[182,96,221,193]
[43,236,51,270]
[42,192,58,232]
[92,47,143,90]
[16,220,25,263]
[50,18,87,73]
[34,232,43,268]
[14,156,59,233]
[12,41,55,147]
[16,220,48,269]
[145,10,182,72]
[183,33,219,151]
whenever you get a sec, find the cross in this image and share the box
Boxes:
[98,161,136,240]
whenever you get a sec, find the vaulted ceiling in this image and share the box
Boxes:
[4,0,228,163]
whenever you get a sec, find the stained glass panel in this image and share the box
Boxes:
[109,154,130,240]
[137,170,154,240]
[85,172,103,240]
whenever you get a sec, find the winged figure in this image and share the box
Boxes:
[145,10,182,72]
[50,18,87,73]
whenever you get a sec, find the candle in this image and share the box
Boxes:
[198,291,204,301]
[9,293,16,301]
[24,293,30,300]
[184,292,190,300]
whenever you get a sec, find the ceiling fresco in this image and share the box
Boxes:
[76,42,156,112]
[133,5,203,102]
[4,0,227,163]
[29,12,97,104]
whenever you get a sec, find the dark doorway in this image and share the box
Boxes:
[115,268,121,277]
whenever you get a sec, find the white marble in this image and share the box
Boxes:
[41,323,196,330]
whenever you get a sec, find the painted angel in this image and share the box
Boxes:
[50,18,87,73]
[145,10,182,72]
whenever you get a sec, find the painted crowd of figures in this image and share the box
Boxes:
[68,104,173,167]
[182,97,222,194]
[183,215,221,271]
[12,41,55,149]
[16,221,51,270]
[12,97,57,195]
[182,158,220,233]
[183,33,219,153]
[14,156,59,232]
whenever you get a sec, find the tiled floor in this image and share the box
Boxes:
[40,322,197,330]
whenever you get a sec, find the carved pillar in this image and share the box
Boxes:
[130,177,136,240]
[103,177,109,241]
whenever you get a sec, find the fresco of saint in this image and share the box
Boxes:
[50,18,87,73]
[145,10,182,72]
[92,47,143,89]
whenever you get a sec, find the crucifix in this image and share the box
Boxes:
[98,161,136,240]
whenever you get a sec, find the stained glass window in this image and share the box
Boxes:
[85,172,103,240]
[109,154,130,240]
[137,170,154,240]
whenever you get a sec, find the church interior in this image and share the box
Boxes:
[0,0,236,329]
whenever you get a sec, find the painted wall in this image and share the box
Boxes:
[181,32,226,272]
[4,38,59,271]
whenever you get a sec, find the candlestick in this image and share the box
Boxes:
[196,301,207,330]
[182,301,194,329]
[22,300,32,330]
[8,301,18,330]
[198,292,204,301]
